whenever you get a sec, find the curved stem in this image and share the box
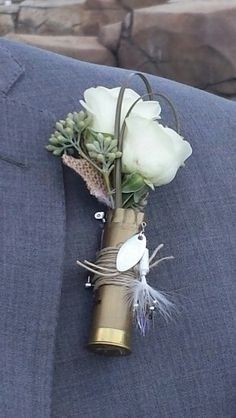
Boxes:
[154,93,180,134]
[120,92,180,144]
[114,72,154,209]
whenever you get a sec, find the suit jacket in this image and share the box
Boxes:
[0,39,235,418]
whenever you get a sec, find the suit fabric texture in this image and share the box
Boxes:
[0,39,235,418]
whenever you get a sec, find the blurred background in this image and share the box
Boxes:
[1,0,235,98]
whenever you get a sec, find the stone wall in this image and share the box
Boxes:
[1,0,236,97]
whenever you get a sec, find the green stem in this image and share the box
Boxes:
[73,139,114,208]
[73,142,104,174]
[103,171,114,208]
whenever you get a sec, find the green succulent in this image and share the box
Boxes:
[84,130,122,170]
[46,110,92,157]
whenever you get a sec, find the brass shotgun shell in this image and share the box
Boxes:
[88,208,144,355]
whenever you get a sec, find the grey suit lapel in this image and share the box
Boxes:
[0,43,25,96]
[0,93,66,417]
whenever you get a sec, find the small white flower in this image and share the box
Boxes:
[80,86,161,135]
[122,116,192,186]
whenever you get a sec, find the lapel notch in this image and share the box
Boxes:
[0,43,25,96]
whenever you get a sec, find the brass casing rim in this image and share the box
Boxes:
[88,327,131,355]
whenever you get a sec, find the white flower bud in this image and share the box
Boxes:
[80,86,161,135]
[122,116,192,186]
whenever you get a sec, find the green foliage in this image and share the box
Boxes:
[121,172,154,211]
[46,112,122,177]
[46,110,92,157]
[46,107,154,211]
[46,111,123,208]
[84,130,122,171]
[122,172,145,193]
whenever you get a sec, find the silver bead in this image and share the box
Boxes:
[85,276,93,289]
[94,211,105,220]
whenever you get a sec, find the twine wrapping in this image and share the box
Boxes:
[77,244,175,335]
[77,246,135,291]
[77,244,173,290]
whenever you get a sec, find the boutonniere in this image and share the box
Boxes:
[46,73,192,356]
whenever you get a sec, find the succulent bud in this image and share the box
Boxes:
[78,121,85,129]
[96,154,105,163]
[85,143,98,152]
[93,141,101,152]
[49,136,59,145]
[46,144,56,151]
[57,135,67,143]
[65,127,73,138]
[66,118,75,129]
[53,148,63,156]
[55,122,64,132]
[78,110,85,120]
[104,136,112,146]
[107,152,116,162]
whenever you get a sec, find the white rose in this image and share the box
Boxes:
[80,86,161,135]
[122,116,192,186]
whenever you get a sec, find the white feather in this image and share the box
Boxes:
[126,246,175,335]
